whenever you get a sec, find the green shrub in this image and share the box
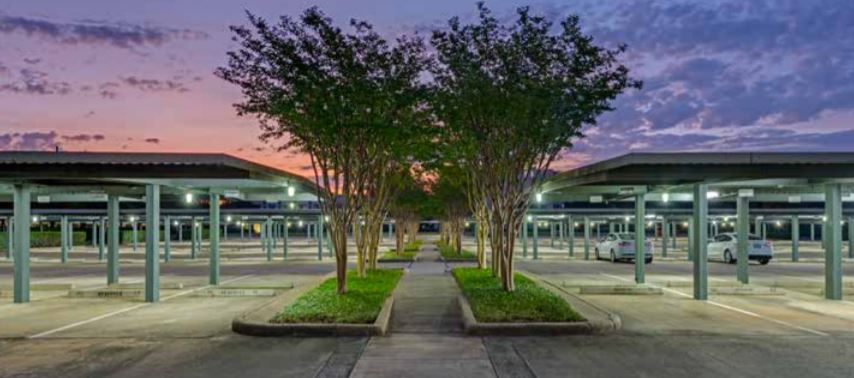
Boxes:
[0,231,86,252]
[452,267,584,323]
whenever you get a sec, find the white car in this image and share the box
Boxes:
[595,233,654,263]
[707,233,773,265]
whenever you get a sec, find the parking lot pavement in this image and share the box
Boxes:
[518,258,854,337]
[0,335,366,378]
[501,334,854,378]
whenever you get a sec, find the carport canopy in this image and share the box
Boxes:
[540,152,854,300]
[0,151,320,304]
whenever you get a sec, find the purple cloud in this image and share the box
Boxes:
[0,15,208,49]
[0,68,71,95]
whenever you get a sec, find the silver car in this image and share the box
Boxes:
[595,233,654,263]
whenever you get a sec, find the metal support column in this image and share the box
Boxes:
[848,217,854,258]
[60,215,69,263]
[13,185,31,303]
[107,195,120,284]
[532,215,539,259]
[98,217,105,261]
[163,216,171,263]
[283,216,289,259]
[692,184,709,300]
[568,215,574,257]
[736,195,749,284]
[825,184,842,300]
[522,217,528,258]
[791,216,800,262]
[317,216,324,260]
[583,216,591,260]
[635,193,646,284]
[132,220,138,252]
[662,219,669,258]
[265,217,273,261]
[144,184,160,303]
[209,194,220,285]
[190,217,198,259]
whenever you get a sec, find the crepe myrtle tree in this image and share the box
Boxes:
[431,4,641,291]
[217,8,429,293]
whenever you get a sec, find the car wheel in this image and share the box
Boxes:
[610,250,617,263]
[724,250,735,264]
[645,257,653,264]
[759,258,770,265]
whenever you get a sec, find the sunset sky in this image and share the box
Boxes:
[1,0,853,177]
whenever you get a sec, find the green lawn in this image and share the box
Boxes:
[452,267,584,323]
[437,241,478,260]
[272,269,403,324]
[379,250,418,261]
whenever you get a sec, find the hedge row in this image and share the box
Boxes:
[0,231,86,252]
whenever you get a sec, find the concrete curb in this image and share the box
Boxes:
[456,273,621,336]
[231,271,400,337]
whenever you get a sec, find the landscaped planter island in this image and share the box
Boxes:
[437,241,478,262]
[233,269,403,337]
[452,267,620,336]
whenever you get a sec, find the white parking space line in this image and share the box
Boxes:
[28,275,254,339]
[598,273,830,337]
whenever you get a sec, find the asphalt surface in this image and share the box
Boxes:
[2,237,854,377]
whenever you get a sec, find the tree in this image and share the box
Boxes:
[430,4,640,291]
[217,8,428,293]
[387,172,429,255]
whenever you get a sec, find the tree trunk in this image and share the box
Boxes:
[330,224,349,294]
[476,215,488,269]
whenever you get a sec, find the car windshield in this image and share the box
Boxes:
[618,233,635,240]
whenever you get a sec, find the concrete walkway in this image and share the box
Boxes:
[349,243,497,378]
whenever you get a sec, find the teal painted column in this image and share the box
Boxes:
[209,194,220,285]
[671,223,677,250]
[532,215,539,259]
[67,219,73,252]
[266,217,273,261]
[6,217,12,260]
[98,217,105,261]
[567,215,574,257]
[736,195,749,284]
[662,220,669,258]
[688,218,694,261]
[107,195,120,284]
[692,184,709,300]
[272,220,278,250]
[60,215,69,263]
[848,217,854,258]
[283,216,289,259]
[791,215,799,262]
[13,185,31,303]
[824,184,842,300]
[163,216,171,263]
[521,217,528,258]
[634,193,646,284]
[549,222,555,248]
[316,216,324,260]
[144,184,160,303]
[583,216,591,260]
[190,217,198,259]
[558,220,564,249]
[131,220,138,252]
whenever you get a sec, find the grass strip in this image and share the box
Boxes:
[437,241,478,260]
[272,269,403,324]
[452,267,584,323]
